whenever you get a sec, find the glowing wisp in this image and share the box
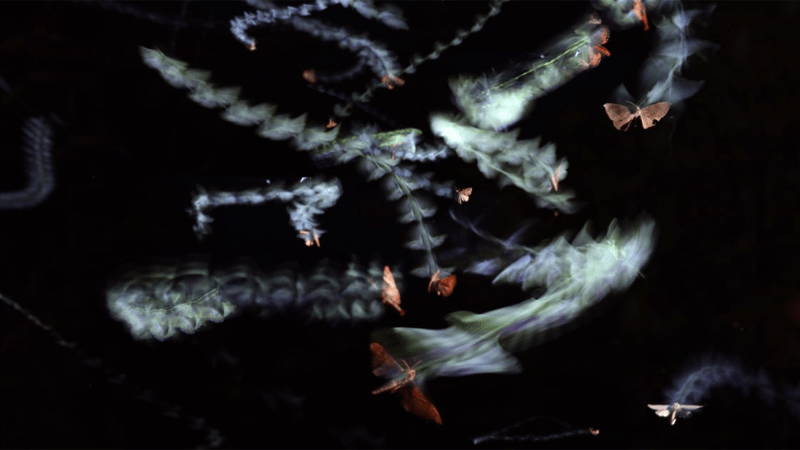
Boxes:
[372,216,657,382]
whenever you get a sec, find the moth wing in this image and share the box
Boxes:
[435,275,457,297]
[648,404,670,417]
[639,102,670,129]
[603,103,635,130]
[428,270,441,293]
[382,266,400,306]
[401,385,442,425]
[370,342,403,377]
[680,405,703,411]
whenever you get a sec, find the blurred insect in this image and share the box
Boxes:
[549,163,562,192]
[589,13,602,25]
[303,69,316,84]
[326,118,338,129]
[473,415,598,445]
[633,0,649,31]
[456,187,472,204]
[592,26,610,55]
[428,270,457,297]
[381,266,405,316]
[647,403,703,425]
[299,230,320,247]
[370,342,442,425]
[248,41,256,51]
[578,25,611,69]
[603,102,670,130]
[381,74,405,90]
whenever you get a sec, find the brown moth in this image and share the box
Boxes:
[302,69,316,84]
[381,266,405,316]
[549,163,563,192]
[428,270,457,297]
[299,230,320,247]
[456,187,472,204]
[603,102,670,130]
[381,74,405,90]
[633,0,650,31]
[370,343,442,425]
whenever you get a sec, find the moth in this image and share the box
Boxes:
[633,0,650,31]
[302,69,316,84]
[456,187,472,204]
[603,102,670,130]
[428,270,457,297]
[298,230,320,247]
[370,342,442,425]
[549,163,562,192]
[381,266,405,316]
[647,403,703,425]
[381,74,405,90]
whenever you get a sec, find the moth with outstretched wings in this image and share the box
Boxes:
[647,403,703,425]
[370,343,442,425]
[603,102,670,130]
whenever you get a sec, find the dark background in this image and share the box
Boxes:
[0,1,798,448]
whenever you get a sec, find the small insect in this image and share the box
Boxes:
[298,230,320,247]
[578,25,611,69]
[633,0,650,31]
[381,74,405,90]
[248,41,256,51]
[549,163,562,192]
[370,343,442,425]
[579,50,603,69]
[603,102,670,130]
[588,13,602,25]
[428,270,457,297]
[302,69,316,84]
[381,266,405,316]
[647,403,703,425]
[456,187,472,204]
[326,118,338,129]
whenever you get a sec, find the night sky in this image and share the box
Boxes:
[1,1,799,448]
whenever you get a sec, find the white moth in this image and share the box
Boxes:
[647,403,703,425]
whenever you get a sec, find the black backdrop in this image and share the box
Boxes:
[0,1,799,448]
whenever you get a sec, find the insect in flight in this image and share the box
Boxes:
[381,266,405,316]
[603,102,670,130]
[298,230,320,247]
[370,342,442,425]
[549,163,563,192]
[647,403,703,425]
[456,187,472,204]
[633,0,650,30]
[428,270,457,297]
